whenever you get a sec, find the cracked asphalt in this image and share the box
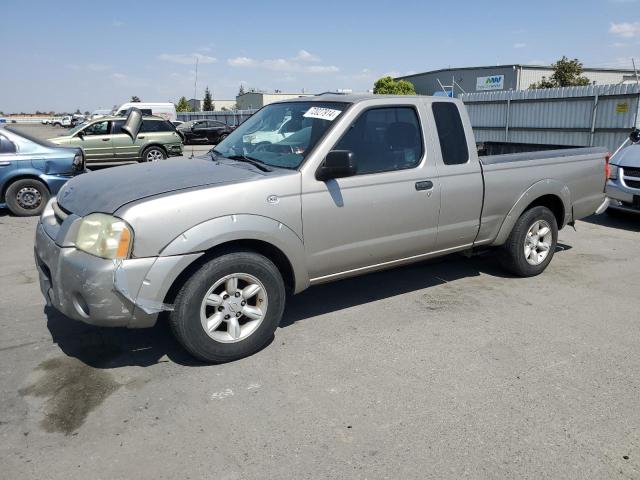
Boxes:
[1,173,640,479]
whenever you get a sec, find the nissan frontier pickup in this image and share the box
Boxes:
[34,95,610,362]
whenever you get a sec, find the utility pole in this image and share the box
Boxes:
[191,56,199,159]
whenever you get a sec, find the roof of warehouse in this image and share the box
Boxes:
[396,64,636,80]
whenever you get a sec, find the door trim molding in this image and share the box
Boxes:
[308,242,473,285]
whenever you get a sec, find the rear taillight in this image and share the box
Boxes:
[605,153,611,181]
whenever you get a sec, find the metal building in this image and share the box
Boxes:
[397,65,637,96]
[236,92,313,110]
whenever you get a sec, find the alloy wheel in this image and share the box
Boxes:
[199,273,268,343]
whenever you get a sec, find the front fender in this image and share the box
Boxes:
[161,214,309,293]
[491,179,571,246]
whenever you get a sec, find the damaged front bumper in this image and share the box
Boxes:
[34,216,201,328]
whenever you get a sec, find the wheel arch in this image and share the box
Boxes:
[141,143,168,158]
[492,179,571,246]
[162,239,297,307]
[1,173,50,203]
[159,214,309,300]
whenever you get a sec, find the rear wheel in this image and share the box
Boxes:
[5,179,50,216]
[499,206,558,277]
[141,146,166,162]
[170,251,286,363]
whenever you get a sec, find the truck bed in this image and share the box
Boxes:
[475,147,608,246]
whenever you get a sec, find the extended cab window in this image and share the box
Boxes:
[334,107,423,175]
[432,102,469,165]
[83,121,109,136]
[0,135,17,154]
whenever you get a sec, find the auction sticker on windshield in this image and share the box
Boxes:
[303,107,342,121]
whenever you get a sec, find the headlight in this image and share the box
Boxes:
[75,213,133,259]
[72,151,85,171]
[609,164,618,180]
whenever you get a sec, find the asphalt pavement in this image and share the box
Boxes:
[1,206,639,479]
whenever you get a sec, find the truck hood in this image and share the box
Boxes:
[56,157,270,216]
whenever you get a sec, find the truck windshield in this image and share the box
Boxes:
[214,101,349,169]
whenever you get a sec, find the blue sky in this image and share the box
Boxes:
[1,0,639,112]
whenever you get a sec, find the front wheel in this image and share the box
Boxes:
[499,206,558,277]
[141,146,167,162]
[170,251,286,363]
[5,179,50,216]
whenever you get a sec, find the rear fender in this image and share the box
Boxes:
[491,179,571,246]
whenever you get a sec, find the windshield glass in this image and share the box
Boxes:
[68,122,89,135]
[214,101,348,169]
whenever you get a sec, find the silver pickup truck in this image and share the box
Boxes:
[34,95,609,363]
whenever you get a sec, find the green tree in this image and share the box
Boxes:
[176,96,191,112]
[373,76,417,95]
[530,57,591,89]
[130,95,141,102]
[203,87,213,111]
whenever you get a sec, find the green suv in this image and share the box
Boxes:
[50,116,183,164]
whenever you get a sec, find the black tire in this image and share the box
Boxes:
[140,146,167,162]
[5,178,50,216]
[170,251,286,363]
[499,206,558,277]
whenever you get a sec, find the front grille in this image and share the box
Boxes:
[626,179,640,189]
[623,167,640,177]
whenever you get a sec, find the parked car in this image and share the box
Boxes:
[41,118,53,125]
[48,115,183,164]
[52,116,72,128]
[0,127,85,216]
[115,102,177,121]
[177,119,235,144]
[70,114,86,128]
[606,128,640,214]
[34,95,609,363]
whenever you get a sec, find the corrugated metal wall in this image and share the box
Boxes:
[460,84,640,151]
[177,110,257,126]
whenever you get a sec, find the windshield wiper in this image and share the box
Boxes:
[225,154,273,172]
[209,148,224,159]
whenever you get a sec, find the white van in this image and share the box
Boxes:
[115,102,177,121]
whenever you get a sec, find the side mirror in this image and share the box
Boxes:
[122,108,143,141]
[630,128,640,144]
[76,130,84,139]
[316,150,356,181]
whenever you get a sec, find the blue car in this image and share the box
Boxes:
[0,127,85,216]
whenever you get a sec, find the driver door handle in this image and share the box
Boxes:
[138,136,145,139]
[415,180,433,191]
[101,138,110,142]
